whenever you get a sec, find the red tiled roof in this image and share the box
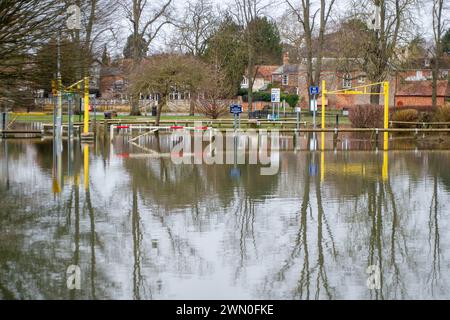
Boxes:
[396,80,450,97]
[254,65,279,81]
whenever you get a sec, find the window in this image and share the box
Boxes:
[282,74,289,86]
[343,73,352,89]
[241,77,248,87]
[358,75,366,84]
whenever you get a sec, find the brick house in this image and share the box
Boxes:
[241,65,279,92]
[395,80,450,108]
[271,52,300,94]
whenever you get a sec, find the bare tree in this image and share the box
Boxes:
[286,0,336,102]
[431,0,448,108]
[130,54,205,125]
[278,9,305,64]
[0,0,64,109]
[195,64,234,119]
[346,0,421,104]
[171,0,218,56]
[232,0,272,116]
[121,0,173,115]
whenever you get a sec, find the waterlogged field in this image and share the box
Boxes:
[1,132,450,299]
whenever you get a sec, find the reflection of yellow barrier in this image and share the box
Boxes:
[320,131,325,181]
[52,178,61,193]
[84,144,89,190]
[321,150,325,182]
[382,151,389,181]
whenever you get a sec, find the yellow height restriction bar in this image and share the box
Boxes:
[321,80,390,150]
[84,76,89,135]
[321,80,390,181]
[57,77,90,135]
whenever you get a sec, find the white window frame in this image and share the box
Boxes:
[282,74,289,86]
[357,75,366,84]
[343,73,352,89]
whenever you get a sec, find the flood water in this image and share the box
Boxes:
[1,132,450,300]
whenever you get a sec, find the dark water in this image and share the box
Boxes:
[1,133,450,300]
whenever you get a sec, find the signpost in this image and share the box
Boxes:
[309,86,319,128]
[230,104,243,130]
[271,88,280,120]
[295,107,301,130]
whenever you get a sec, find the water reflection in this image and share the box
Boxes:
[0,134,450,299]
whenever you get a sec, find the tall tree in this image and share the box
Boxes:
[121,0,173,115]
[346,0,420,104]
[278,9,305,64]
[286,0,336,102]
[442,29,450,54]
[0,0,63,109]
[123,34,148,59]
[203,15,247,96]
[431,0,448,108]
[67,0,118,79]
[171,0,218,56]
[233,0,280,115]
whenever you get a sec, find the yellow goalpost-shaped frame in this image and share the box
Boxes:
[320,80,390,181]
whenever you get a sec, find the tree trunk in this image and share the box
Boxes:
[155,95,166,126]
[370,84,381,105]
[432,68,438,108]
[247,48,254,117]
[130,93,141,116]
[189,98,195,116]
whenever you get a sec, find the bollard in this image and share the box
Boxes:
[1,112,7,132]
[333,127,338,148]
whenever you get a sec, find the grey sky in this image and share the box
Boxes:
[112,0,437,56]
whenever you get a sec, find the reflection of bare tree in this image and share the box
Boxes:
[313,173,336,299]
[367,181,384,300]
[258,153,338,299]
[131,184,145,300]
[232,196,257,279]
[385,182,406,298]
[85,187,97,299]
[427,174,441,292]
[70,184,80,300]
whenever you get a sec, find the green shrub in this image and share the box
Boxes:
[392,109,419,127]
[348,104,384,128]
[434,105,450,122]
[282,94,300,108]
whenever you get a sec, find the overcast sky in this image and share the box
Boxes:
[111,0,437,57]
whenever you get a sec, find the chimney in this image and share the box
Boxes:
[283,52,289,65]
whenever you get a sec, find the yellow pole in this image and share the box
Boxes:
[84,144,89,190]
[383,81,389,151]
[321,80,326,129]
[84,76,89,134]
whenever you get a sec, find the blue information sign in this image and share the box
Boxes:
[230,105,243,114]
[309,86,319,95]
